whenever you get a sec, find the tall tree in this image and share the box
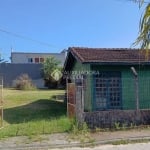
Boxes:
[132,0,150,50]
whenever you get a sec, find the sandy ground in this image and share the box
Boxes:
[51,142,150,150]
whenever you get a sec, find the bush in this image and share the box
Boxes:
[15,74,36,90]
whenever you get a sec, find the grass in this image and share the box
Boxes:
[0,88,72,139]
[2,88,149,144]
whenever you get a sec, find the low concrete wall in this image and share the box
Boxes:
[84,110,150,128]
[0,63,44,88]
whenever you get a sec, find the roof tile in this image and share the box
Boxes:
[69,47,150,63]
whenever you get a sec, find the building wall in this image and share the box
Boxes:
[70,60,92,112]
[69,62,150,111]
[91,65,150,110]
[11,52,66,66]
[0,63,44,88]
[84,109,150,128]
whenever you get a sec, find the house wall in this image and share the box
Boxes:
[71,60,92,112]
[91,65,150,110]
[138,66,150,109]
[70,62,150,112]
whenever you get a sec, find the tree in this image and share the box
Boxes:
[132,0,150,50]
[42,56,62,88]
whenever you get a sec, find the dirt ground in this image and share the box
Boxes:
[0,129,150,150]
[51,142,150,150]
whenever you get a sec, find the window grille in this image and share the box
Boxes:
[93,72,122,110]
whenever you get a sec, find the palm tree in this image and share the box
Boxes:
[133,0,150,50]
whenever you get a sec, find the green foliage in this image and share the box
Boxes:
[69,121,93,144]
[15,74,36,90]
[0,118,72,139]
[134,3,150,49]
[114,122,139,131]
[42,56,62,88]
[114,122,121,130]
[0,89,72,139]
[132,0,150,52]
[71,121,89,135]
[42,56,61,80]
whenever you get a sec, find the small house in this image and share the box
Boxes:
[64,47,150,128]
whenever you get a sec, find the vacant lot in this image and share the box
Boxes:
[0,89,72,139]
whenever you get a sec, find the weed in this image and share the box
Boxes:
[110,138,150,145]
[15,74,36,90]
[122,123,128,130]
[69,121,94,144]
[114,122,121,130]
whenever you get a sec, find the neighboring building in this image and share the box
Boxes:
[0,50,67,88]
[64,47,150,128]
[11,50,66,66]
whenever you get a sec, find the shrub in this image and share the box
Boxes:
[15,74,36,90]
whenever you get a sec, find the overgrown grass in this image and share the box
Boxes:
[0,89,72,139]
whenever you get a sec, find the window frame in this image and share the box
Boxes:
[93,71,122,111]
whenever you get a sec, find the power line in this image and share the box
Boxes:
[0,28,57,48]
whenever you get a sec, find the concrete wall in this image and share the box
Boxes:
[91,65,150,110]
[0,63,44,88]
[84,110,150,128]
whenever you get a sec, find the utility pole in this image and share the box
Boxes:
[131,67,139,110]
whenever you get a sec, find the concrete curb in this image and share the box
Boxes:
[1,136,150,150]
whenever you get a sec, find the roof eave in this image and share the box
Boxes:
[82,61,150,65]
[63,48,83,71]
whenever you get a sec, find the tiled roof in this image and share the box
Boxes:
[69,47,150,63]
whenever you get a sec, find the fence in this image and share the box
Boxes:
[67,83,76,118]
[67,75,150,128]
[0,76,3,128]
[0,63,44,88]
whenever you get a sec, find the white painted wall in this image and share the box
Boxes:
[11,52,66,66]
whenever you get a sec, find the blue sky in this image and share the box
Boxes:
[0,0,145,62]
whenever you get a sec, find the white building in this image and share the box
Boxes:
[11,50,66,66]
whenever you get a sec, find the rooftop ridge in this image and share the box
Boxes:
[70,47,142,51]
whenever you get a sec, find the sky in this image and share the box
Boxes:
[0,0,146,62]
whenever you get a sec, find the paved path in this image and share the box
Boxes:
[51,142,150,150]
